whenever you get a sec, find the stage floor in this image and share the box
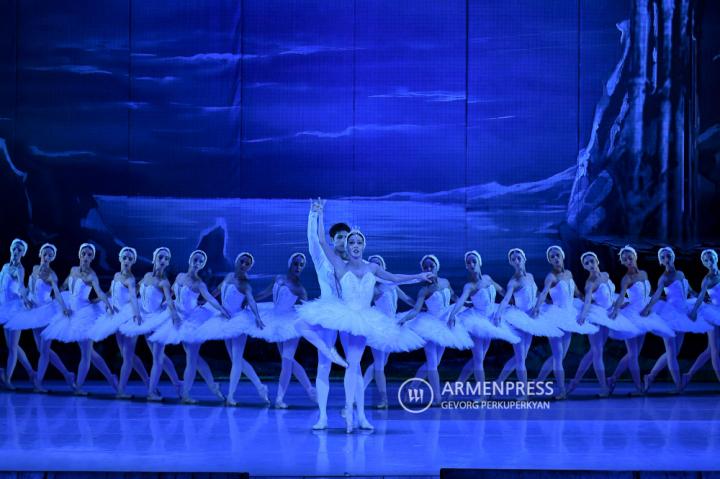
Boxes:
[1,380,719,476]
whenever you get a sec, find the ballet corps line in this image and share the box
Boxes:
[0,200,719,433]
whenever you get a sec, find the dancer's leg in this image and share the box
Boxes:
[424,343,442,406]
[457,359,474,383]
[312,328,336,430]
[32,330,74,388]
[627,336,644,393]
[181,342,200,403]
[296,321,347,367]
[589,329,608,393]
[471,338,489,393]
[276,339,299,406]
[75,340,94,393]
[512,333,530,399]
[89,343,118,392]
[195,349,224,401]
[549,336,566,397]
[372,349,389,407]
[226,336,246,405]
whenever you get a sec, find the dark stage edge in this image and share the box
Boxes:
[1,380,720,476]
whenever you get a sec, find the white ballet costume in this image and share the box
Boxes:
[539,279,599,335]
[654,279,713,333]
[372,287,425,352]
[503,282,564,337]
[583,281,640,339]
[4,277,59,331]
[255,283,303,343]
[88,280,136,341]
[459,285,520,343]
[407,288,473,349]
[697,283,720,326]
[192,282,259,342]
[618,280,675,338]
[119,283,171,337]
[298,272,415,351]
[0,266,25,325]
[42,278,104,343]
[148,284,214,344]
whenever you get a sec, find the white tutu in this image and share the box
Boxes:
[253,302,302,343]
[458,306,520,344]
[653,300,713,334]
[0,298,25,325]
[503,307,564,337]
[148,304,215,344]
[408,309,473,350]
[41,292,103,343]
[297,297,423,351]
[87,304,134,341]
[192,309,258,342]
[119,307,171,337]
[539,303,599,335]
[696,302,720,327]
[619,306,675,338]
[4,300,60,331]
[583,303,641,338]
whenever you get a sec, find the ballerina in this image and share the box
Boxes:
[607,245,675,395]
[568,252,640,396]
[449,251,520,392]
[399,254,473,406]
[88,247,150,398]
[530,245,599,399]
[0,239,36,388]
[41,243,119,395]
[149,249,229,404]
[361,254,420,409]
[193,251,269,406]
[294,199,352,430]
[297,216,432,433]
[253,252,317,408]
[683,249,720,386]
[641,247,711,392]
[493,248,563,400]
[4,243,75,391]
[121,246,183,401]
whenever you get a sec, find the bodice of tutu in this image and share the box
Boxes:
[0,269,22,304]
[708,283,720,306]
[339,272,376,310]
[174,284,199,314]
[221,283,246,315]
[626,280,650,310]
[425,288,451,315]
[68,277,92,310]
[110,280,131,308]
[273,283,298,313]
[374,288,398,317]
[32,277,53,305]
[592,281,615,309]
[470,285,496,315]
[140,283,163,313]
[663,279,688,306]
[549,279,575,309]
[513,281,537,311]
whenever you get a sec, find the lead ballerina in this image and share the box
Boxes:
[297,201,433,433]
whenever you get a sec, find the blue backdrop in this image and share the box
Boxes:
[0,0,659,291]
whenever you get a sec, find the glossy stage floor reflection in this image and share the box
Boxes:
[1,380,720,475]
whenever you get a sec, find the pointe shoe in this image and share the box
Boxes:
[606,377,617,395]
[211,384,226,402]
[680,373,691,392]
[566,381,578,396]
[376,401,389,409]
[642,374,652,393]
[307,387,318,403]
[181,396,198,405]
[110,375,120,393]
[73,386,89,396]
[225,398,238,407]
[64,372,76,388]
[312,416,328,430]
[329,348,349,368]
[345,413,354,434]
[358,418,374,431]
[115,392,132,399]
[257,384,270,405]
[275,400,288,409]
[33,383,48,393]
[146,393,163,402]
[554,391,567,401]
